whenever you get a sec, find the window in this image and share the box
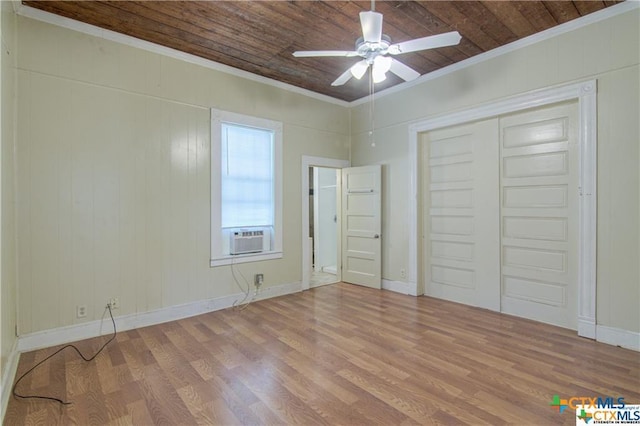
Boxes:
[221,124,274,229]
[211,110,283,266]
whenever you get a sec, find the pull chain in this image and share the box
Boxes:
[368,0,376,147]
[369,67,376,147]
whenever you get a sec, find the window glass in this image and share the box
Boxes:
[221,124,274,228]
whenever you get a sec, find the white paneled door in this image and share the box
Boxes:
[500,103,578,329]
[422,102,578,329]
[422,120,500,310]
[341,165,381,289]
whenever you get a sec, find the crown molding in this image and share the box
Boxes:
[351,1,639,106]
[14,3,350,108]
[13,2,639,107]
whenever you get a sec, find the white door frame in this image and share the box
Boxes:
[408,80,597,338]
[301,156,350,291]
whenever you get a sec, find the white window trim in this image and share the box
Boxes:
[210,109,283,267]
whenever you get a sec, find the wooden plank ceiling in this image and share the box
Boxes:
[23,1,622,102]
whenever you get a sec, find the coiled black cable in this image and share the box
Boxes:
[12,303,117,405]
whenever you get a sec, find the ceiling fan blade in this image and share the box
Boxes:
[388,31,462,55]
[389,58,420,82]
[360,11,383,43]
[331,68,354,86]
[350,60,369,80]
[293,50,359,58]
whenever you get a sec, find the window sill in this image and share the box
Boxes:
[210,251,283,267]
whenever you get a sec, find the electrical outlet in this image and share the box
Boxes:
[76,305,87,318]
[108,298,119,310]
[400,268,406,279]
[254,273,264,288]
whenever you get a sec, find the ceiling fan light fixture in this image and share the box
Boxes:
[350,60,369,80]
[374,55,392,73]
[372,68,387,83]
[372,55,392,83]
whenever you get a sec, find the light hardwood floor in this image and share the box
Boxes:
[5,283,640,425]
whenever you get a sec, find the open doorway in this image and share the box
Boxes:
[310,167,339,287]
[301,156,350,291]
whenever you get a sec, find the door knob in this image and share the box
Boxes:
[374,234,380,239]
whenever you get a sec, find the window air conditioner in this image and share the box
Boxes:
[230,230,264,255]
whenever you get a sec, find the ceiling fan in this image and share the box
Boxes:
[293,4,462,87]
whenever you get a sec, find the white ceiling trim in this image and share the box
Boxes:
[351,0,639,106]
[14,1,639,107]
[14,3,351,108]
[10,0,20,14]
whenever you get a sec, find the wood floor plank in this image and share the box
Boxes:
[6,283,640,425]
[204,375,262,425]
[229,364,329,425]
[125,399,154,425]
[338,367,439,423]
[282,350,359,405]
[248,400,286,425]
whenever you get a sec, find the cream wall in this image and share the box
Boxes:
[351,7,640,333]
[15,17,349,335]
[1,1,17,378]
[9,4,640,340]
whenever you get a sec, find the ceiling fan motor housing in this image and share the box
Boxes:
[356,35,392,63]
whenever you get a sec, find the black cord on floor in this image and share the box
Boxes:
[12,304,117,405]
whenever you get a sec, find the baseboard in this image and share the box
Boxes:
[17,281,301,353]
[255,281,302,301]
[578,319,596,339]
[1,339,20,421]
[597,325,640,352]
[322,266,337,275]
[382,279,414,296]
